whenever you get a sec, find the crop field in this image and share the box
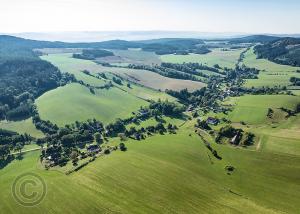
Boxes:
[35,83,148,126]
[160,48,245,69]
[0,118,44,138]
[1,120,300,213]
[226,95,300,125]
[42,54,205,92]
[106,67,206,92]
[100,49,161,65]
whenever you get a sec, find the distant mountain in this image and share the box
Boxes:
[137,38,204,44]
[7,31,248,42]
[229,35,280,44]
[254,37,300,66]
[0,35,141,60]
[0,35,206,57]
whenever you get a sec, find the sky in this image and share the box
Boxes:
[0,0,299,34]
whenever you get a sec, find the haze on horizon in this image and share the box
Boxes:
[0,0,299,34]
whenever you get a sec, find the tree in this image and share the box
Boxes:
[94,132,103,144]
[61,134,75,147]
[119,143,127,151]
[0,145,10,160]
[14,143,23,155]
[296,103,300,113]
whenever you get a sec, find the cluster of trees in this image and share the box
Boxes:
[73,49,114,60]
[32,106,59,135]
[112,77,123,85]
[216,125,254,146]
[254,38,300,66]
[229,85,287,96]
[40,118,105,167]
[237,47,250,65]
[0,129,32,161]
[290,77,300,86]
[0,59,75,120]
[124,123,177,141]
[141,39,204,55]
[195,119,211,130]
[128,64,200,82]
[193,46,211,54]
[160,62,223,80]
[166,76,225,112]
[36,99,184,168]
[226,65,259,80]
[128,63,224,82]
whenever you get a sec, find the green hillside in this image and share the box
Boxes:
[0,120,299,213]
[227,95,300,124]
[35,83,148,126]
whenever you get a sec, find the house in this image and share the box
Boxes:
[206,117,220,125]
[87,144,100,153]
[138,109,150,117]
[230,132,242,145]
[187,105,194,112]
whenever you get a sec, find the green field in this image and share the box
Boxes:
[226,95,300,125]
[243,48,300,88]
[0,118,44,138]
[42,54,205,92]
[1,120,300,213]
[35,83,148,126]
[243,47,300,72]
[2,43,300,214]
[161,48,245,69]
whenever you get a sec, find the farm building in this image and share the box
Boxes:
[206,117,220,125]
[87,144,101,153]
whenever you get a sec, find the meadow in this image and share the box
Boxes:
[242,48,300,88]
[160,48,245,69]
[1,43,300,214]
[243,47,300,72]
[35,83,148,126]
[0,118,44,138]
[226,95,300,125]
[0,120,299,213]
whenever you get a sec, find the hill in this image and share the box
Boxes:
[229,35,280,44]
[254,37,300,66]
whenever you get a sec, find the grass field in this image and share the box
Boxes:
[226,95,300,125]
[242,48,300,88]
[42,54,205,92]
[0,120,299,213]
[41,54,107,87]
[2,47,300,214]
[244,72,300,88]
[160,48,245,69]
[243,47,300,73]
[35,83,148,126]
[0,118,44,138]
